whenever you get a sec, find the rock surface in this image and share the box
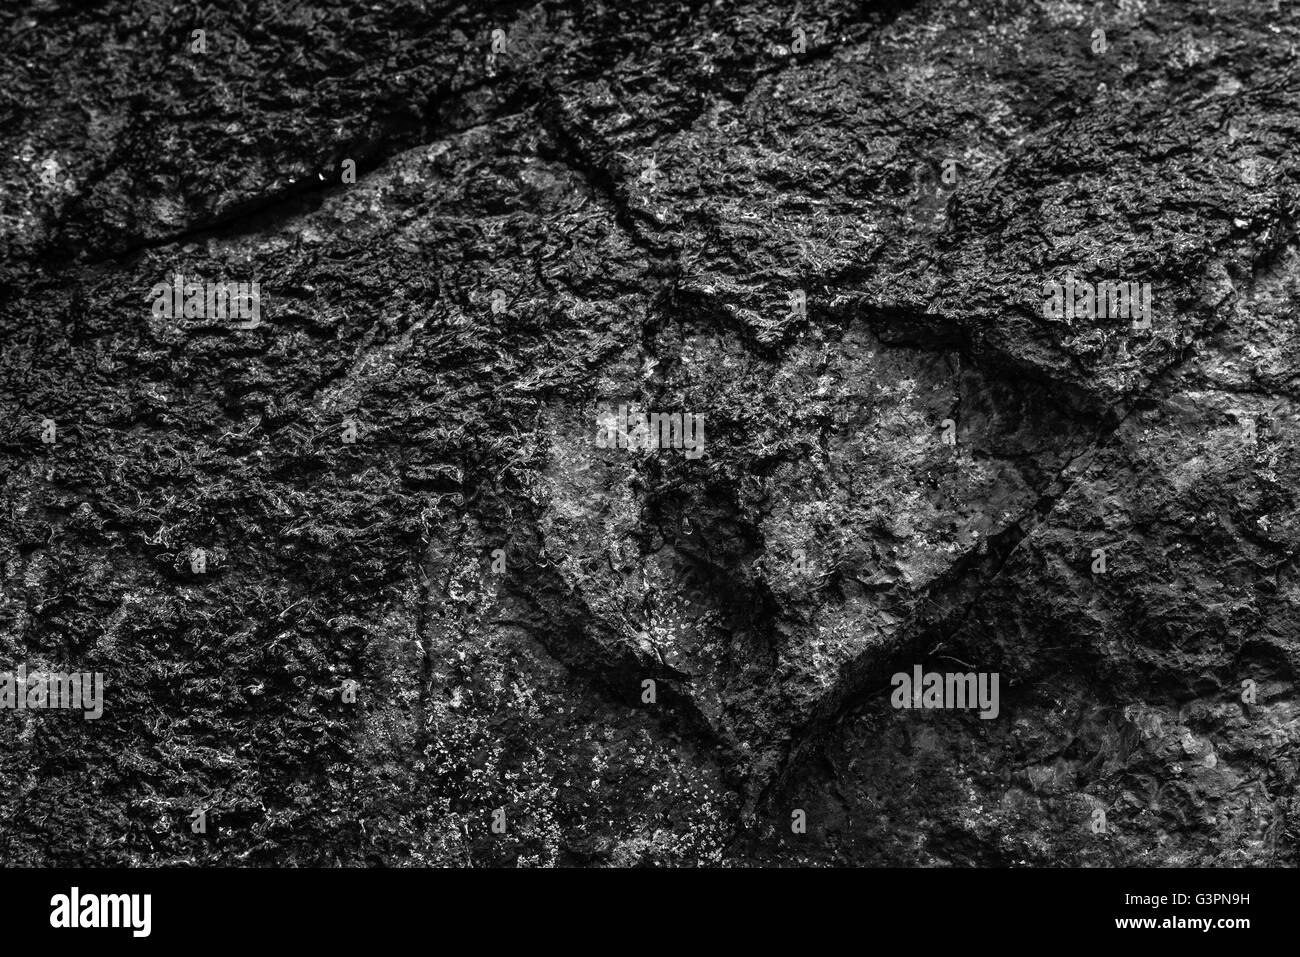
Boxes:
[1,0,1297,865]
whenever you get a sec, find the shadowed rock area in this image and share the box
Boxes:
[1,0,1297,866]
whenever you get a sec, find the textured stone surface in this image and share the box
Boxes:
[1,0,1298,865]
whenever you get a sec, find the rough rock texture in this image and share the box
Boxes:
[1,0,1297,866]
